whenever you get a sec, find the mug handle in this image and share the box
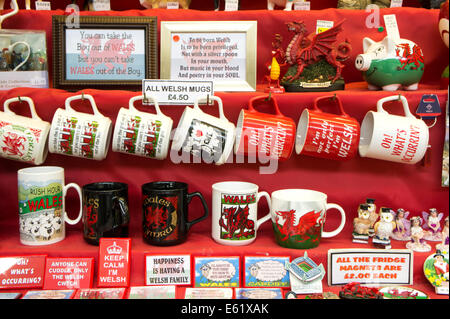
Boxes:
[313,95,348,117]
[255,191,272,231]
[10,41,31,72]
[3,96,41,120]
[186,191,209,232]
[63,183,83,226]
[113,196,130,226]
[130,94,164,116]
[322,203,346,238]
[65,94,103,117]
[376,95,415,118]
[248,95,284,117]
[194,95,227,121]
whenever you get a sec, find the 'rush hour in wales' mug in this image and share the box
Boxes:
[0,96,50,165]
[17,166,83,246]
[142,181,209,246]
[235,95,296,161]
[271,189,346,249]
[211,181,271,246]
[48,94,112,160]
[82,182,130,246]
[359,95,429,164]
[112,95,173,160]
[296,95,360,161]
[171,96,235,165]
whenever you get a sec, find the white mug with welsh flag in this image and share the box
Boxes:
[0,96,50,165]
[18,166,82,246]
[48,94,112,160]
[112,95,173,160]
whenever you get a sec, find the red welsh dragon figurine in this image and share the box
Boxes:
[280,20,351,92]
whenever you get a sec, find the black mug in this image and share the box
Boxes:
[142,181,209,246]
[82,182,130,245]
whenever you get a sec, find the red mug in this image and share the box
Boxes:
[235,95,296,161]
[295,96,360,161]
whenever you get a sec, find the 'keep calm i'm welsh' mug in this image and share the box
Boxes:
[0,96,50,165]
[48,94,112,160]
[18,166,82,246]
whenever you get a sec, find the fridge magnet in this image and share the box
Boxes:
[285,291,339,299]
[184,287,233,299]
[285,252,326,295]
[423,250,449,295]
[436,216,449,254]
[339,282,383,299]
[243,256,290,288]
[352,204,372,244]
[391,208,411,242]
[22,289,75,299]
[43,257,94,290]
[373,207,396,249]
[194,256,240,288]
[128,286,176,299]
[98,238,131,287]
[422,208,445,241]
[379,286,428,299]
[73,288,127,299]
[0,292,21,299]
[235,288,283,299]
[145,254,191,286]
[406,216,432,252]
[0,255,46,289]
[281,20,352,92]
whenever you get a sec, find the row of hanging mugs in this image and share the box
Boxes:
[0,93,430,166]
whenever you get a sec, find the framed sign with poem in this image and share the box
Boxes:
[52,16,157,90]
[160,21,257,92]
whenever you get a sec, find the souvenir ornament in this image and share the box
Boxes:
[366,198,378,237]
[353,204,372,244]
[373,207,396,249]
[285,252,326,295]
[265,34,286,94]
[355,36,424,91]
[281,20,351,92]
[0,96,50,165]
[140,0,191,8]
[379,286,428,299]
[339,282,383,299]
[422,208,445,241]
[267,0,295,10]
[391,208,411,241]
[406,216,432,252]
[439,1,449,88]
[423,250,449,295]
[436,216,449,254]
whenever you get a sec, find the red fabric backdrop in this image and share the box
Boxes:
[0,7,448,298]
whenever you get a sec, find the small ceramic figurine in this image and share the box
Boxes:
[391,208,411,241]
[422,208,445,242]
[436,216,449,253]
[406,216,432,252]
[265,34,286,93]
[337,0,391,9]
[373,208,396,249]
[439,1,449,88]
[366,198,378,237]
[355,36,425,91]
[140,0,192,9]
[281,20,352,92]
[267,0,295,10]
[353,204,372,244]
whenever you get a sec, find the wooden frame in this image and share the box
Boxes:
[52,15,157,91]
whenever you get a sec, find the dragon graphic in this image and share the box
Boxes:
[275,209,323,242]
[284,20,351,83]
[219,205,255,239]
[146,206,169,230]
[396,43,424,71]
[85,205,98,238]
[1,132,26,157]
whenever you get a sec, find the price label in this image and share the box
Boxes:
[294,1,310,11]
[225,0,239,11]
[92,0,111,11]
[167,2,180,9]
[142,80,214,105]
[390,0,403,7]
[384,14,401,41]
[35,1,51,10]
[316,20,334,34]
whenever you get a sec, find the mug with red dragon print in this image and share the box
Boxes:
[271,189,346,249]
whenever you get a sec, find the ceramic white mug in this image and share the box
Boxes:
[17,166,82,246]
[49,94,112,160]
[212,181,271,246]
[271,189,346,249]
[0,96,50,165]
[112,95,173,160]
[359,95,429,164]
[171,96,235,165]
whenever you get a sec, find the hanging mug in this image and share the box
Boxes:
[359,95,429,164]
[235,95,296,161]
[0,96,50,165]
[296,95,360,161]
[49,94,112,160]
[171,96,235,165]
[112,95,173,160]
